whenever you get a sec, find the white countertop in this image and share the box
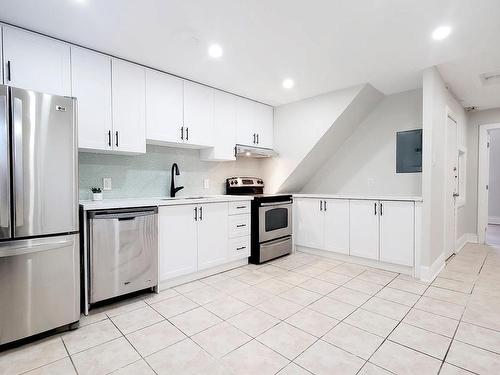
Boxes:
[293,193,423,202]
[80,195,253,210]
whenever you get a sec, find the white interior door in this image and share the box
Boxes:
[323,199,350,254]
[445,116,458,258]
[197,203,228,270]
[295,199,324,249]
[349,200,379,260]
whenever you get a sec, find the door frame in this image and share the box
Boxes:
[443,108,458,258]
[477,123,500,243]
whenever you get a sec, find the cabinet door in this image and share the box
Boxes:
[295,199,324,249]
[380,201,414,266]
[349,200,379,260]
[197,202,229,270]
[3,27,71,96]
[236,98,256,146]
[111,59,146,153]
[323,199,350,254]
[200,91,237,161]
[158,205,198,280]
[183,81,213,147]
[254,103,273,149]
[71,47,112,151]
[146,69,184,144]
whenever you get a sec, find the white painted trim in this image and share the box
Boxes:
[158,258,248,290]
[419,252,445,283]
[296,245,414,276]
[455,233,477,254]
[478,123,500,243]
[444,106,458,260]
[488,216,500,225]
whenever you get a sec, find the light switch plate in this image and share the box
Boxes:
[103,177,112,191]
[203,179,210,189]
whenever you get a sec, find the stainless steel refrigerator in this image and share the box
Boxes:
[0,84,80,346]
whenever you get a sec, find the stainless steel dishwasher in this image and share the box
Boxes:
[88,207,158,304]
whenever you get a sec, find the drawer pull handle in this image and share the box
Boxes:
[236,206,246,209]
[236,224,246,228]
[236,246,246,250]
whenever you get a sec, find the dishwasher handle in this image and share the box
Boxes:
[88,207,158,220]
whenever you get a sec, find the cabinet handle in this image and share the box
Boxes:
[236,224,246,228]
[199,206,203,220]
[324,200,327,211]
[115,131,119,147]
[186,127,189,141]
[236,206,246,209]
[320,200,323,211]
[180,126,184,140]
[380,203,383,216]
[236,246,246,251]
[194,207,198,221]
[7,61,12,81]
[256,134,259,144]
[253,133,256,144]
[374,202,377,215]
[107,130,111,147]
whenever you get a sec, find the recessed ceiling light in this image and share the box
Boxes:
[282,79,294,89]
[432,26,451,40]
[208,44,223,58]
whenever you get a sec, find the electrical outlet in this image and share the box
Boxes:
[103,177,112,191]
[203,179,210,189]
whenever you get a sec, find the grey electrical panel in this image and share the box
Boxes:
[396,129,422,173]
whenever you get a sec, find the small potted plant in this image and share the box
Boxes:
[91,187,103,201]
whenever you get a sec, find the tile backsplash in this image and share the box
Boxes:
[79,145,263,200]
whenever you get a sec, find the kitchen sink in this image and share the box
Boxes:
[161,196,210,200]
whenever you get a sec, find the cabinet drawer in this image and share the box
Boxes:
[228,214,250,238]
[228,236,250,260]
[228,201,251,215]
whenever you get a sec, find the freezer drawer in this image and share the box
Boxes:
[0,234,80,345]
[89,207,158,304]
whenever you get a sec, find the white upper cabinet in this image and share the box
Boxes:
[236,98,273,149]
[71,47,112,151]
[0,26,3,83]
[323,199,350,254]
[183,81,214,147]
[197,203,229,270]
[145,69,184,144]
[200,90,237,161]
[3,27,71,96]
[379,201,414,266]
[349,200,380,260]
[254,103,274,149]
[111,59,146,154]
[295,198,324,249]
[236,98,256,146]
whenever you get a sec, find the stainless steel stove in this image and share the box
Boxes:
[226,177,292,264]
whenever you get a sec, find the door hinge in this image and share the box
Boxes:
[486,184,489,190]
[487,141,490,148]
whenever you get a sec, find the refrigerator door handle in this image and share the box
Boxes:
[0,86,10,239]
[0,238,75,258]
[12,96,24,228]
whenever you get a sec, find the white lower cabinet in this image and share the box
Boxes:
[295,197,415,268]
[349,200,379,260]
[159,201,250,282]
[197,203,229,270]
[158,204,198,280]
[324,199,350,254]
[379,201,414,266]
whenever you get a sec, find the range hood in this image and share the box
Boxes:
[235,144,277,158]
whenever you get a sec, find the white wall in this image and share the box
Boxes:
[488,129,500,223]
[421,67,466,272]
[461,108,500,235]
[301,89,422,196]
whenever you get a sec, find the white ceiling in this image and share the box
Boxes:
[438,51,500,110]
[1,0,500,106]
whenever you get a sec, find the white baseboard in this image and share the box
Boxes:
[419,252,445,283]
[488,216,500,225]
[455,233,478,253]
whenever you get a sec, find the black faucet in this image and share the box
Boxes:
[170,163,184,197]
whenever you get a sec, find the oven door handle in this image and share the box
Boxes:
[259,200,293,207]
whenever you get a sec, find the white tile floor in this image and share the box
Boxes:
[1,243,500,374]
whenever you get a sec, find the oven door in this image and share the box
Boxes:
[258,201,292,243]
